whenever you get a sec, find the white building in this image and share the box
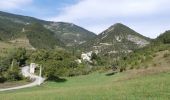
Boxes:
[81,51,93,63]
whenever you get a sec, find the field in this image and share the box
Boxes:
[0,65,170,100]
[0,38,34,57]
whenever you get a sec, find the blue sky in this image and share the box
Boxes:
[0,0,78,18]
[0,0,170,38]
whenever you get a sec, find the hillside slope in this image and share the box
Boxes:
[156,30,170,44]
[0,11,96,48]
[79,23,150,57]
[45,22,96,46]
[24,23,63,49]
[117,31,170,71]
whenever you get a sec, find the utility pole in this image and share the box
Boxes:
[39,65,42,77]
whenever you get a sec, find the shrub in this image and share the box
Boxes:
[5,66,23,81]
[0,74,6,83]
[119,66,126,72]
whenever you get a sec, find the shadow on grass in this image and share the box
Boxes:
[47,77,67,83]
[54,78,67,83]
[105,71,118,76]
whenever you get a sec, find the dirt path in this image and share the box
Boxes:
[0,66,45,92]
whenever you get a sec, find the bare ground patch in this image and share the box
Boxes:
[0,81,30,89]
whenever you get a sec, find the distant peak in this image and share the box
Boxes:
[114,23,123,26]
[107,23,126,30]
[112,23,126,27]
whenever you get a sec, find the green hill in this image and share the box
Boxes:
[117,30,170,72]
[156,30,170,44]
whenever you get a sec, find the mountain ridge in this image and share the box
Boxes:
[0,11,96,49]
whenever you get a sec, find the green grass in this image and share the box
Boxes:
[0,66,170,100]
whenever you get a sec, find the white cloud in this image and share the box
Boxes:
[47,0,170,38]
[50,0,169,21]
[0,0,33,10]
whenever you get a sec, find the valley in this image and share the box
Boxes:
[0,11,170,100]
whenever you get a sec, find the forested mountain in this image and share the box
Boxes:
[45,22,96,46]
[79,23,151,57]
[0,11,96,49]
[24,23,63,49]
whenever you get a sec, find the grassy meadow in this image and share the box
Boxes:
[0,65,170,100]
